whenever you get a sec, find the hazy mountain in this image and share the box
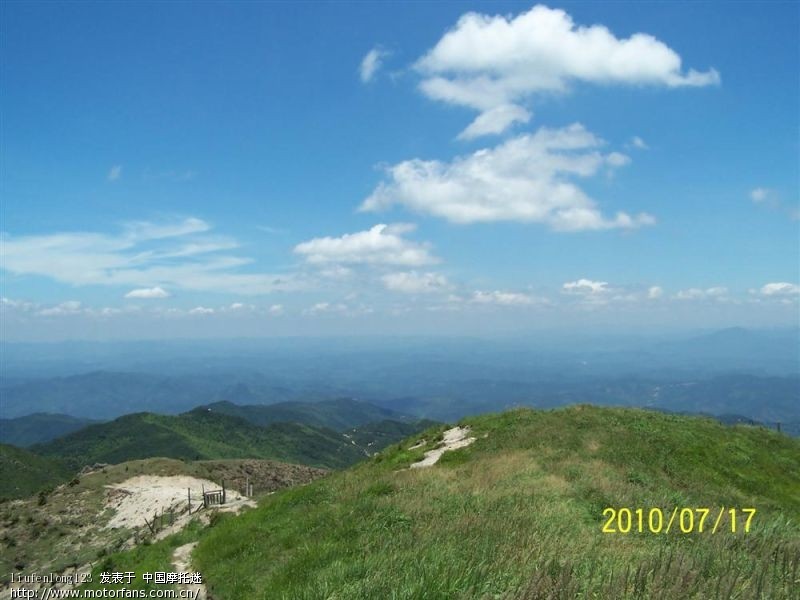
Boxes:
[2,330,797,425]
[0,413,99,447]
[196,398,414,431]
[32,411,367,470]
[31,407,437,473]
[0,371,297,419]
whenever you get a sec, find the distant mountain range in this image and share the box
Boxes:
[0,413,99,447]
[2,369,797,427]
[196,398,414,431]
[32,410,371,470]
[0,398,438,499]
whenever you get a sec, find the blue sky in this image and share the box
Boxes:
[1,1,798,340]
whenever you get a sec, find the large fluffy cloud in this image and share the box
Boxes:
[361,123,654,231]
[294,224,437,266]
[416,4,720,138]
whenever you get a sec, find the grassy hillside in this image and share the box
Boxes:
[198,398,413,431]
[345,418,440,449]
[189,406,800,599]
[0,444,73,500]
[0,413,98,447]
[33,411,367,470]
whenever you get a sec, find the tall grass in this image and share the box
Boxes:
[189,406,800,599]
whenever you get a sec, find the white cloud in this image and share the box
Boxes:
[360,47,389,83]
[188,306,214,315]
[647,286,663,299]
[268,304,284,316]
[381,271,451,294]
[319,266,354,280]
[629,136,648,150]
[222,302,259,313]
[304,302,348,316]
[606,152,631,167]
[124,286,170,299]
[750,187,770,203]
[1,218,300,295]
[471,290,539,306]
[457,104,532,140]
[749,188,799,220]
[1,297,36,312]
[38,301,83,316]
[294,223,437,266]
[675,287,727,300]
[562,279,610,295]
[108,165,122,181]
[361,124,653,231]
[415,5,720,138]
[759,282,800,296]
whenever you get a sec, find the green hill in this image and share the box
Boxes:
[31,409,436,473]
[33,411,367,470]
[0,413,99,447]
[0,443,73,500]
[184,406,800,599]
[198,398,413,431]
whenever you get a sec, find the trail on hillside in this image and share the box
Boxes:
[410,426,476,468]
[173,543,207,600]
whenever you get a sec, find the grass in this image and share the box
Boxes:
[31,410,436,473]
[188,406,800,599]
[32,411,368,469]
[80,519,207,594]
[0,443,72,500]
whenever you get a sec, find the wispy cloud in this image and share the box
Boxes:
[361,124,653,231]
[38,301,83,316]
[750,187,771,203]
[628,136,649,150]
[381,271,451,294]
[748,187,797,220]
[471,290,542,306]
[124,286,170,299]
[2,217,300,295]
[675,287,728,300]
[107,165,122,181]
[360,47,389,83]
[758,282,799,296]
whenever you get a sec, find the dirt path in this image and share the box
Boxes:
[172,542,207,600]
[410,426,476,468]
